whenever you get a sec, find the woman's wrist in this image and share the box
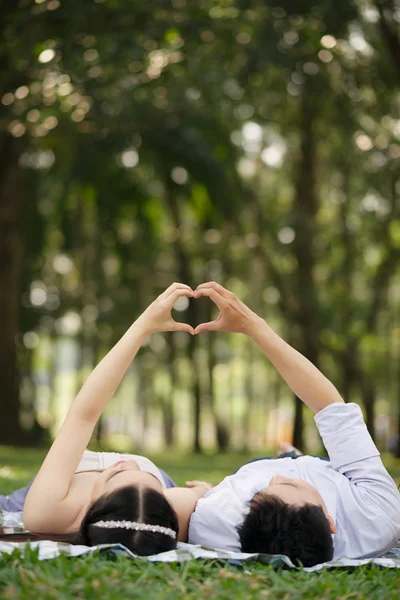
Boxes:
[129,316,153,342]
[245,314,267,339]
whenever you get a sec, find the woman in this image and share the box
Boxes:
[0,283,212,555]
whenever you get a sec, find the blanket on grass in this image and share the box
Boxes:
[1,510,399,572]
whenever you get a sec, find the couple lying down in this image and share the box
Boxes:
[1,282,399,567]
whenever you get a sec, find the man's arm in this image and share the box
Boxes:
[248,320,344,413]
[194,282,344,414]
[193,282,400,555]
[315,401,400,555]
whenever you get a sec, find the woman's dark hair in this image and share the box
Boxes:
[238,494,333,567]
[0,485,179,556]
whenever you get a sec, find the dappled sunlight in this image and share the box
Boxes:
[0,0,399,457]
[0,467,16,480]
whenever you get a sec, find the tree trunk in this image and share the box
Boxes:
[341,362,353,403]
[242,338,255,452]
[19,346,46,443]
[160,393,174,448]
[187,301,202,453]
[163,183,201,451]
[292,396,304,450]
[0,133,27,443]
[204,300,229,452]
[137,357,150,449]
[374,0,400,77]
[290,82,320,452]
[93,336,105,448]
[364,399,376,442]
[361,379,377,441]
[344,348,378,441]
[160,332,177,448]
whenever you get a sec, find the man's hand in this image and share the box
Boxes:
[193,282,260,335]
[185,480,213,491]
[185,479,214,500]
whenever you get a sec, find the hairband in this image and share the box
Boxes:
[93,520,176,539]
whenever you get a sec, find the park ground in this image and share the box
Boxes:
[0,447,400,600]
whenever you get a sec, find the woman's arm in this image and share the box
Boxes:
[193,282,344,414]
[24,284,194,527]
[165,482,213,542]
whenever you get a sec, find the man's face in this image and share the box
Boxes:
[258,475,336,533]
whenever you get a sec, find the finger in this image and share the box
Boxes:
[164,288,194,307]
[195,282,233,299]
[171,322,195,335]
[185,480,205,487]
[193,287,227,309]
[161,283,193,299]
[194,319,221,334]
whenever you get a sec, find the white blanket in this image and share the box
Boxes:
[1,510,399,571]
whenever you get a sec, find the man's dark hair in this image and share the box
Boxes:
[238,494,333,567]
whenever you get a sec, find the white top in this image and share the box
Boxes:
[189,403,400,559]
[76,451,166,489]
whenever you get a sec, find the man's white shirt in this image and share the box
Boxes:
[189,403,400,559]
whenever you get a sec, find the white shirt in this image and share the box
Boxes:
[76,451,166,488]
[189,403,400,559]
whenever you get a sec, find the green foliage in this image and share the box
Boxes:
[0,0,399,449]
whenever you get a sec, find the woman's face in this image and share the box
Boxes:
[90,460,164,501]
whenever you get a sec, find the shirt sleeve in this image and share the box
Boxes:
[188,475,248,551]
[314,402,379,469]
[315,402,400,546]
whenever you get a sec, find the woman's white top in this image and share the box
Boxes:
[76,451,166,489]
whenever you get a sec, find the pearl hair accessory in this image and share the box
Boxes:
[93,520,177,539]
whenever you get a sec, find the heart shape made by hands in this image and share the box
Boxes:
[173,295,218,329]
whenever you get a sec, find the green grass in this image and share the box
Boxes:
[1,446,400,600]
[1,551,400,600]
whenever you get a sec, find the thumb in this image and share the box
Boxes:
[174,322,195,335]
[194,320,220,334]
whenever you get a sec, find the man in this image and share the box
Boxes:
[188,282,400,567]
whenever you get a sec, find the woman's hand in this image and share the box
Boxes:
[193,282,260,335]
[137,282,195,336]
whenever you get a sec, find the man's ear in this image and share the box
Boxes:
[327,515,336,534]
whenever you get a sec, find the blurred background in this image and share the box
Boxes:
[1,0,399,458]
